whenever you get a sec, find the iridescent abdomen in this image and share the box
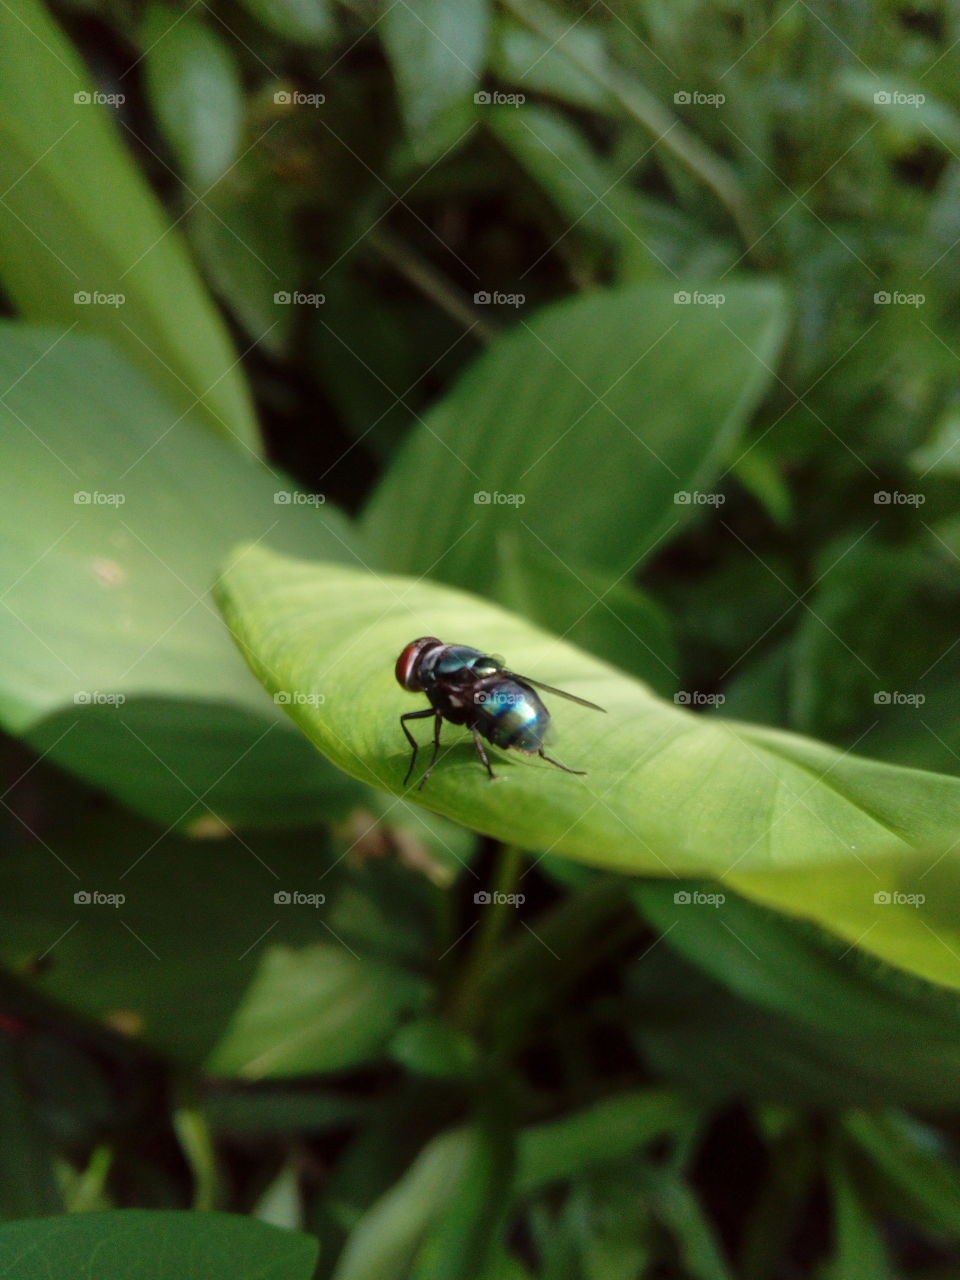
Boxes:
[475,679,549,752]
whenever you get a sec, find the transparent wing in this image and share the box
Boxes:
[504,672,606,712]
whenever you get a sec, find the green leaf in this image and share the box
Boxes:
[216,544,960,989]
[790,541,953,743]
[143,7,244,190]
[491,18,614,113]
[334,1123,511,1280]
[238,0,336,44]
[488,104,660,277]
[362,281,789,591]
[389,1017,479,1080]
[820,1151,894,1280]
[493,533,678,693]
[0,0,258,449]
[0,1210,318,1280]
[208,944,426,1079]
[0,325,363,826]
[630,882,960,1107]
[844,1110,960,1239]
[333,1129,471,1280]
[0,807,426,1074]
[188,173,297,356]
[516,1090,689,1193]
[381,0,490,135]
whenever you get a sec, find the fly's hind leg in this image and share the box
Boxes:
[473,730,498,781]
[538,747,586,776]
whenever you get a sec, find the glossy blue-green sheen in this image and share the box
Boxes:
[419,644,549,752]
[426,645,494,679]
[479,679,548,751]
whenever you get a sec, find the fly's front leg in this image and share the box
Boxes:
[417,711,445,790]
[400,708,436,786]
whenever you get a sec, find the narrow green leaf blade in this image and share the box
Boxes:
[0,0,258,448]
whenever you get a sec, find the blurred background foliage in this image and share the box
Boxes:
[1,0,960,1276]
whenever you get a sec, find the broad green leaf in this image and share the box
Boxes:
[630,881,960,1107]
[381,0,490,135]
[143,7,244,190]
[208,944,426,1078]
[238,0,336,44]
[362,281,789,591]
[0,324,363,826]
[0,1210,318,1280]
[0,0,258,449]
[493,532,678,694]
[790,540,954,743]
[217,545,960,989]
[0,807,427,1074]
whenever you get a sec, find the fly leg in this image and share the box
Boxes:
[417,711,446,791]
[400,708,436,786]
[538,747,586,776]
[473,730,498,781]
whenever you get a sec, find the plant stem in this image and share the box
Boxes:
[451,843,525,1026]
[370,227,498,343]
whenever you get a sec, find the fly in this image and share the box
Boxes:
[395,636,605,789]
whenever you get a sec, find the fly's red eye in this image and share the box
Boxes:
[395,643,422,690]
[395,637,441,690]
